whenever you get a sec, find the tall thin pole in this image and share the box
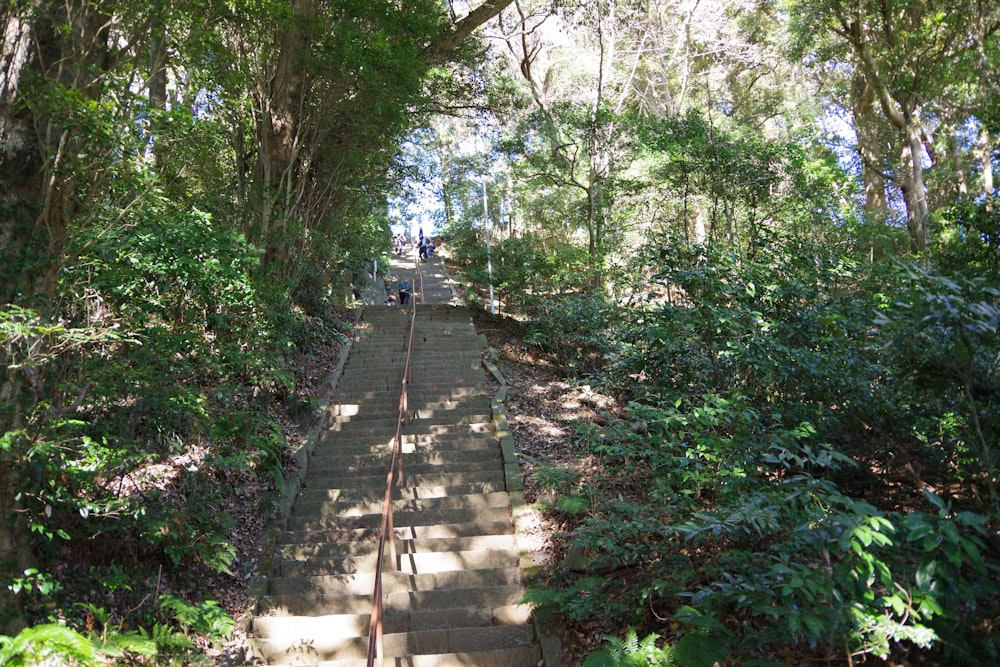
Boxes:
[481,178,496,315]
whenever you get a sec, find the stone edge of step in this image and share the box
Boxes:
[480,339,564,667]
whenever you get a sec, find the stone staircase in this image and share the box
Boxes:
[247,303,545,666]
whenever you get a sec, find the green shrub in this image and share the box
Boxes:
[532,393,997,662]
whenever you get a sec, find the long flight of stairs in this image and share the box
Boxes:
[247,305,544,666]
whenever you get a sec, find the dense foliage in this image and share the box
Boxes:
[0,0,511,661]
[516,229,999,664]
[428,2,1000,664]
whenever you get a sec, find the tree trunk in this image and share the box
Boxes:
[0,9,41,304]
[842,13,930,252]
[850,72,887,219]
[256,0,314,267]
[0,442,33,635]
[945,123,969,198]
[1,1,110,631]
[980,125,994,208]
[900,120,930,252]
[149,5,167,113]
[427,0,514,62]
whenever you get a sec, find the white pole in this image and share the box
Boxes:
[481,179,495,315]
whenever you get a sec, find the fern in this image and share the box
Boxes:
[582,628,675,666]
[556,494,590,516]
[160,594,235,642]
[521,587,564,610]
[0,624,96,667]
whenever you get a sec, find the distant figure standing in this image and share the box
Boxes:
[418,238,428,262]
[398,281,410,305]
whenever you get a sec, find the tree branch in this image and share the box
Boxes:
[427,0,514,62]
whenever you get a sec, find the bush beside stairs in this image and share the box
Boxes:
[246,302,551,666]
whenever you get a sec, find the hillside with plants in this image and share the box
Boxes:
[2,0,1000,665]
[435,1,1000,665]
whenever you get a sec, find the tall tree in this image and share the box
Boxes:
[494,0,639,278]
[1,0,515,634]
[788,0,1000,252]
[487,0,809,275]
[0,0,113,304]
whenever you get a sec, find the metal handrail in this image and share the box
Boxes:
[366,251,422,667]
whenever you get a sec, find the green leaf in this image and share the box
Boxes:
[914,561,937,590]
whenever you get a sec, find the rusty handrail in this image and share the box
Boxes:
[366,251,422,667]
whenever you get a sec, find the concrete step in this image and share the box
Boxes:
[353,313,447,320]
[277,530,518,555]
[339,358,480,368]
[351,340,479,350]
[253,603,532,639]
[308,448,500,470]
[334,382,487,397]
[327,398,491,417]
[357,340,480,348]
[339,366,483,379]
[286,506,513,532]
[305,457,501,479]
[313,433,499,452]
[280,546,521,577]
[309,446,498,466]
[291,490,511,518]
[328,412,492,429]
[251,621,536,664]
[314,645,541,667]
[267,566,524,597]
[257,584,527,617]
[356,314,474,326]
[334,381,486,396]
[306,645,542,667]
[344,357,482,368]
[301,469,504,491]
[292,482,509,506]
[320,428,492,444]
[403,381,487,391]
[328,423,495,440]
[333,387,487,402]
[339,366,484,378]
[327,395,491,408]
[346,349,481,359]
